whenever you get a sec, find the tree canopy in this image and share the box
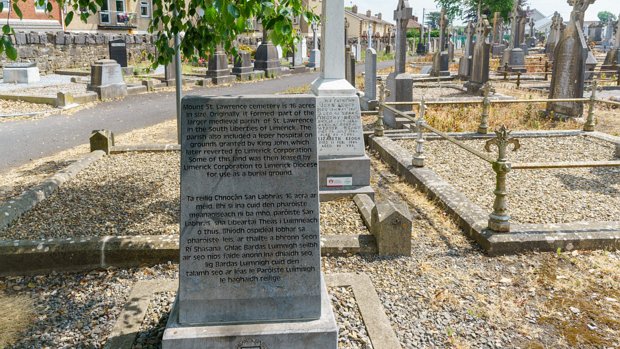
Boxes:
[433,0,525,22]
[597,11,617,24]
[0,0,317,65]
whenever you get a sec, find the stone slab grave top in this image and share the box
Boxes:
[180,95,321,325]
[2,62,40,84]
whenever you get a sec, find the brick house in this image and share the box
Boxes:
[0,0,63,31]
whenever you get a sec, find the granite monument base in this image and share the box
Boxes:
[500,48,526,73]
[254,42,281,78]
[492,44,506,57]
[319,155,371,189]
[234,71,265,81]
[289,65,309,74]
[2,64,40,83]
[384,72,414,127]
[162,277,338,349]
[209,75,236,85]
[430,52,450,77]
[519,43,529,56]
[90,84,128,100]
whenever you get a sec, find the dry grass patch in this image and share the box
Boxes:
[0,294,34,348]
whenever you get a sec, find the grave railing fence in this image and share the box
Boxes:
[373,81,620,233]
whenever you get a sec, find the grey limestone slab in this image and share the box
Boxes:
[162,277,337,349]
[179,95,322,325]
[316,96,365,157]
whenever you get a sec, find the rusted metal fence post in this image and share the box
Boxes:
[478,82,492,134]
[503,63,508,80]
[584,79,598,132]
[544,61,549,81]
[484,126,520,232]
[412,98,426,167]
[516,72,521,88]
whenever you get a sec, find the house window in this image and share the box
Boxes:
[115,0,125,12]
[140,0,149,17]
[35,0,47,12]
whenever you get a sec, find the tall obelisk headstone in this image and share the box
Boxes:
[384,0,414,127]
[162,94,338,348]
[308,23,321,68]
[465,14,492,94]
[491,12,506,57]
[547,0,596,118]
[458,21,475,80]
[545,12,565,62]
[603,16,620,68]
[499,2,526,73]
[430,9,450,76]
[311,0,373,199]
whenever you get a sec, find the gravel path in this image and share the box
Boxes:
[1,151,369,239]
[398,135,620,224]
[321,200,370,236]
[0,75,74,93]
[0,100,57,119]
[4,82,88,97]
[1,156,619,349]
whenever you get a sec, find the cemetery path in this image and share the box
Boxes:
[0,61,394,171]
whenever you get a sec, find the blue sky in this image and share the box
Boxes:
[347,0,616,24]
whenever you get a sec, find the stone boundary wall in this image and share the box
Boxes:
[1,32,157,74]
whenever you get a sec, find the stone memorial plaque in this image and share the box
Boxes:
[108,39,128,67]
[180,95,321,325]
[316,96,365,157]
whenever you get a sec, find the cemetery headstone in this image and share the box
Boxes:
[430,9,450,77]
[448,33,455,62]
[361,48,378,110]
[308,24,321,69]
[164,62,176,86]
[290,39,308,74]
[546,12,565,61]
[206,47,235,85]
[385,0,415,128]
[87,59,127,100]
[528,18,537,47]
[603,16,620,68]
[162,95,338,348]
[2,62,40,84]
[311,0,372,199]
[518,9,529,55]
[547,0,596,118]
[233,51,259,81]
[108,39,128,68]
[458,21,475,80]
[492,13,506,57]
[499,3,527,73]
[588,22,603,42]
[465,14,492,94]
[254,27,282,78]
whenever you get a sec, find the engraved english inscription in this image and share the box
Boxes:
[179,96,321,325]
[316,96,365,157]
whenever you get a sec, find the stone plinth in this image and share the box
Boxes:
[164,95,337,348]
[254,41,281,78]
[430,51,450,76]
[492,43,506,57]
[87,59,127,100]
[499,48,526,73]
[207,51,235,85]
[164,62,176,86]
[232,51,255,81]
[163,278,337,349]
[384,72,414,127]
[2,63,40,83]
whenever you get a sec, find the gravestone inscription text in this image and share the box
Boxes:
[180,96,321,325]
[316,96,365,157]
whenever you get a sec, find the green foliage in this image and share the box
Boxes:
[1,0,317,65]
[597,11,617,23]
[434,0,516,22]
[426,11,441,29]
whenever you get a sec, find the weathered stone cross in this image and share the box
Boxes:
[394,0,413,74]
